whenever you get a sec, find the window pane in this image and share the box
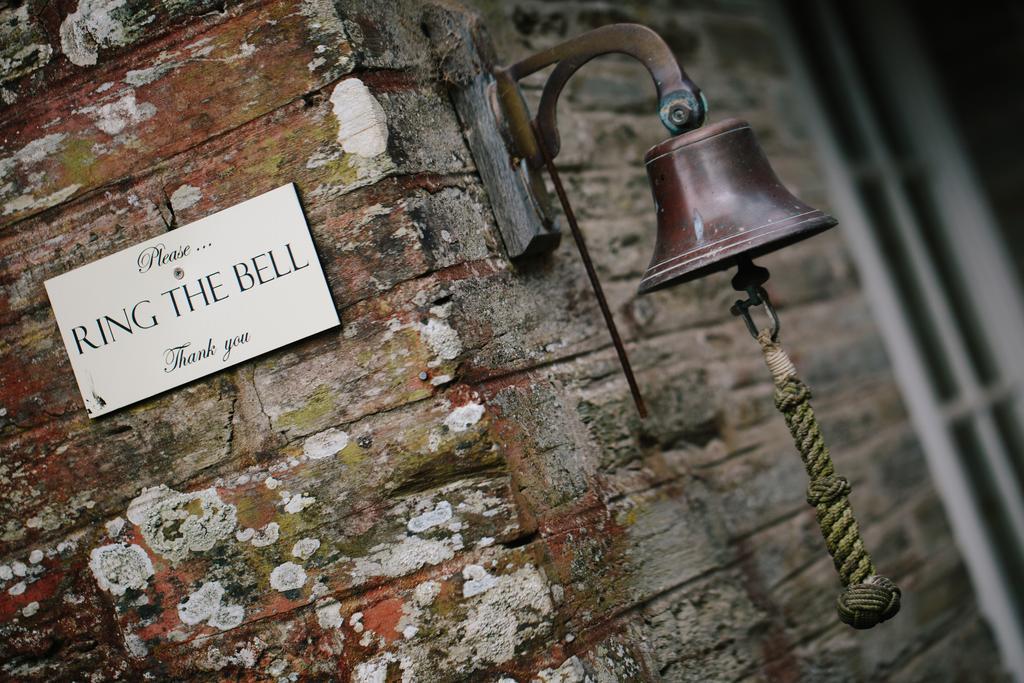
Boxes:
[782,0,869,164]
[952,417,1024,624]
[857,177,958,400]
[993,397,1024,492]
[903,174,1000,385]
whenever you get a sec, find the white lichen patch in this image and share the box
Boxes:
[57,538,79,556]
[311,578,330,600]
[252,522,280,547]
[330,78,388,158]
[533,656,587,683]
[128,485,237,563]
[0,133,79,216]
[444,402,484,433]
[0,6,53,84]
[0,133,66,177]
[185,36,214,57]
[79,91,156,135]
[59,0,134,67]
[455,488,507,516]
[413,580,441,607]
[270,562,307,592]
[303,428,349,460]
[21,601,39,617]
[417,318,461,367]
[350,534,463,582]
[359,630,374,648]
[124,61,179,86]
[169,184,202,212]
[178,581,225,625]
[292,538,321,560]
[89,543,154,596]
[28,549,43,564]
[316,598,344,630]
[124,633,148,658]
[406,501,452,533]
[298,0,355,64]
[282,491,316,514]
[208,603,245,631]
[461,564,498,598]
[353,652,411,683]
[426,429,444,453]
[203,638,265,671]
[178,581,245,631]
[3,182,82,217]
[267,659,289,677]
[448,565,554,666]
[380,302,462,370]
[236,521,280,547]
[105,517,126,539]
[393,589,434,644]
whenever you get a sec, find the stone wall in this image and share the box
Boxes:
[0,0,1008,680]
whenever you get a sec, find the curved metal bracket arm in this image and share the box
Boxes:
[495,23,706,165]
[488,24,706,418]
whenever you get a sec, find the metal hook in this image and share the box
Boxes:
[730,285,780,341]
[729,256,780,341]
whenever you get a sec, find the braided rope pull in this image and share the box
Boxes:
[757,329,901,629]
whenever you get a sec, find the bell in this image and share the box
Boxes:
[638,118,837,294]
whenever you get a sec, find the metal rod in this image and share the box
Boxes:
[533,122,648,419]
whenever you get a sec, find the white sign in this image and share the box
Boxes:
[45,184,339,417]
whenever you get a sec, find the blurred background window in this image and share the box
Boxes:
[772,0,1024,676]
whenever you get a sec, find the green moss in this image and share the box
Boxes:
[279,384,335,431]
[323,152,360,187]
[386,423,507,497]
[338,442,367,467]
[334,530,384,558]
[618,506,640,527]
[429,582,462,619]
[59,138,97,185]
[273,508,309,539]
[304,116,365,189]
[253,150,286,178]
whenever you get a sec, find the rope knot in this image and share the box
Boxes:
[774,378,811,412]
[836,575,901,629]
[806,475,851,506]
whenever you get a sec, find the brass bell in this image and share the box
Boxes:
[639,118,837,294]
